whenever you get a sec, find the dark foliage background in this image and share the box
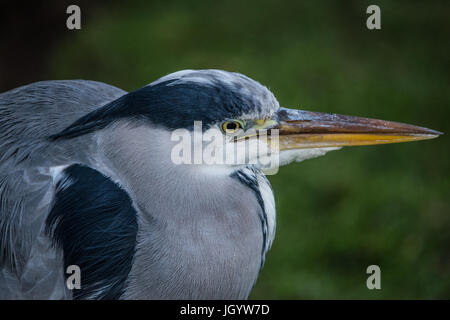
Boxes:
[1,0,448,298]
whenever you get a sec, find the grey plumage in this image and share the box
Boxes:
[0,71,277,299]
[0,80,126,298]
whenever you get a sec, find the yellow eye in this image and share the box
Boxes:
[221,120,243,134]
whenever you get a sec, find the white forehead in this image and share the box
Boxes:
[148,70,195,86]
[148,69,270,92]
[148,69,243,87]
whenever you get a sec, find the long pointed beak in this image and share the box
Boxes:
[273,107,442,150]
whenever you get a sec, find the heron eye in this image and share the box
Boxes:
[221,120,243,134]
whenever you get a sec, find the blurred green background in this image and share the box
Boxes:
[2,0,449,299]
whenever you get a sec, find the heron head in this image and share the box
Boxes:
[52,69,441,173]
[145,69,441,172]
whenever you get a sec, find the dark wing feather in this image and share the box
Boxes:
[46,164,138,300]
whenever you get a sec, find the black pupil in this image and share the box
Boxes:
[226,122,238,130]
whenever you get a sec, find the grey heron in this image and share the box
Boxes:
[0,69,441,299]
